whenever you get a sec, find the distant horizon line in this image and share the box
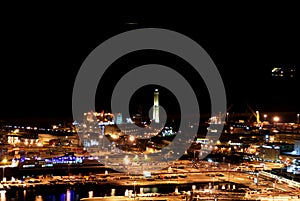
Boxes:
[1,111,299,121]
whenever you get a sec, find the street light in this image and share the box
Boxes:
[105,155,108,166]
[133,180,136,200]
[297,114,300,133]
[226,113,229,123]
[129,135,135,142]
[273,116,279,127]
[263,114,267,121]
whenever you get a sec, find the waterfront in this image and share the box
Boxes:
[1,129,300,200]
[1,180,248,201]
[1,159,300,201]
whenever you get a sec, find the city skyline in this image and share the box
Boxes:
[1,5,300,200]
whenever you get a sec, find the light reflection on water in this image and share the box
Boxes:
[3,189,79,201]
[2,182,245,201]
[0,190,6,201]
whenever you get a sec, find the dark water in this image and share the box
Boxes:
[1,182,247,201]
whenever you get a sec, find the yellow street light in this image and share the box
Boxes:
[273,116,279,122]
[273,116,280,127]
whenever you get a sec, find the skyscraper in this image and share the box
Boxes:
[153,89,159,123]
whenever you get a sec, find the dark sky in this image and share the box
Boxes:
[1,5,299,123]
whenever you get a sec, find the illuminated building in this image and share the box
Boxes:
[114,113,123,125]
[153,89,159,123]
[97,111,114,125]
[80,111,102,147]
[208,112,223,124]
[271,67,296,78]
[259,144,280,162]
[294,138,300,155]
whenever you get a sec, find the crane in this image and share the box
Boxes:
[247,104,261,125]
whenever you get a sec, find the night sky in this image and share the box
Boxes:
[1,5,299,124]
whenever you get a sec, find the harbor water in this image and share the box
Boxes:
[1,181,246,201]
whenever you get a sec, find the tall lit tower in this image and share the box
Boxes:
[256,111,261,124]
[153,89,159,123]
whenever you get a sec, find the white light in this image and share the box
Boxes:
[273,116,280,122]
[129,136,135,142]
[88,191,93,198]
[66,189,71,201]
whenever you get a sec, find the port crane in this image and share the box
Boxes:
[246,104,261,125]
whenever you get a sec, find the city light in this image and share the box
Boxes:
[129,135,135,142]
[1,112,300,200]
[273,116,280,123]
[1,14,300,201]
[124,155,130,165]
[226,112,229,122]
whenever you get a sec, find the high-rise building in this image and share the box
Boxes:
[115,113,123,125]
[153,89,159,123]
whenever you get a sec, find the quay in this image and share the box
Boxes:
[80,196,182,201]
[80,196,257,201]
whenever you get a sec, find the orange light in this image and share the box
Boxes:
[273,116,280,122]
